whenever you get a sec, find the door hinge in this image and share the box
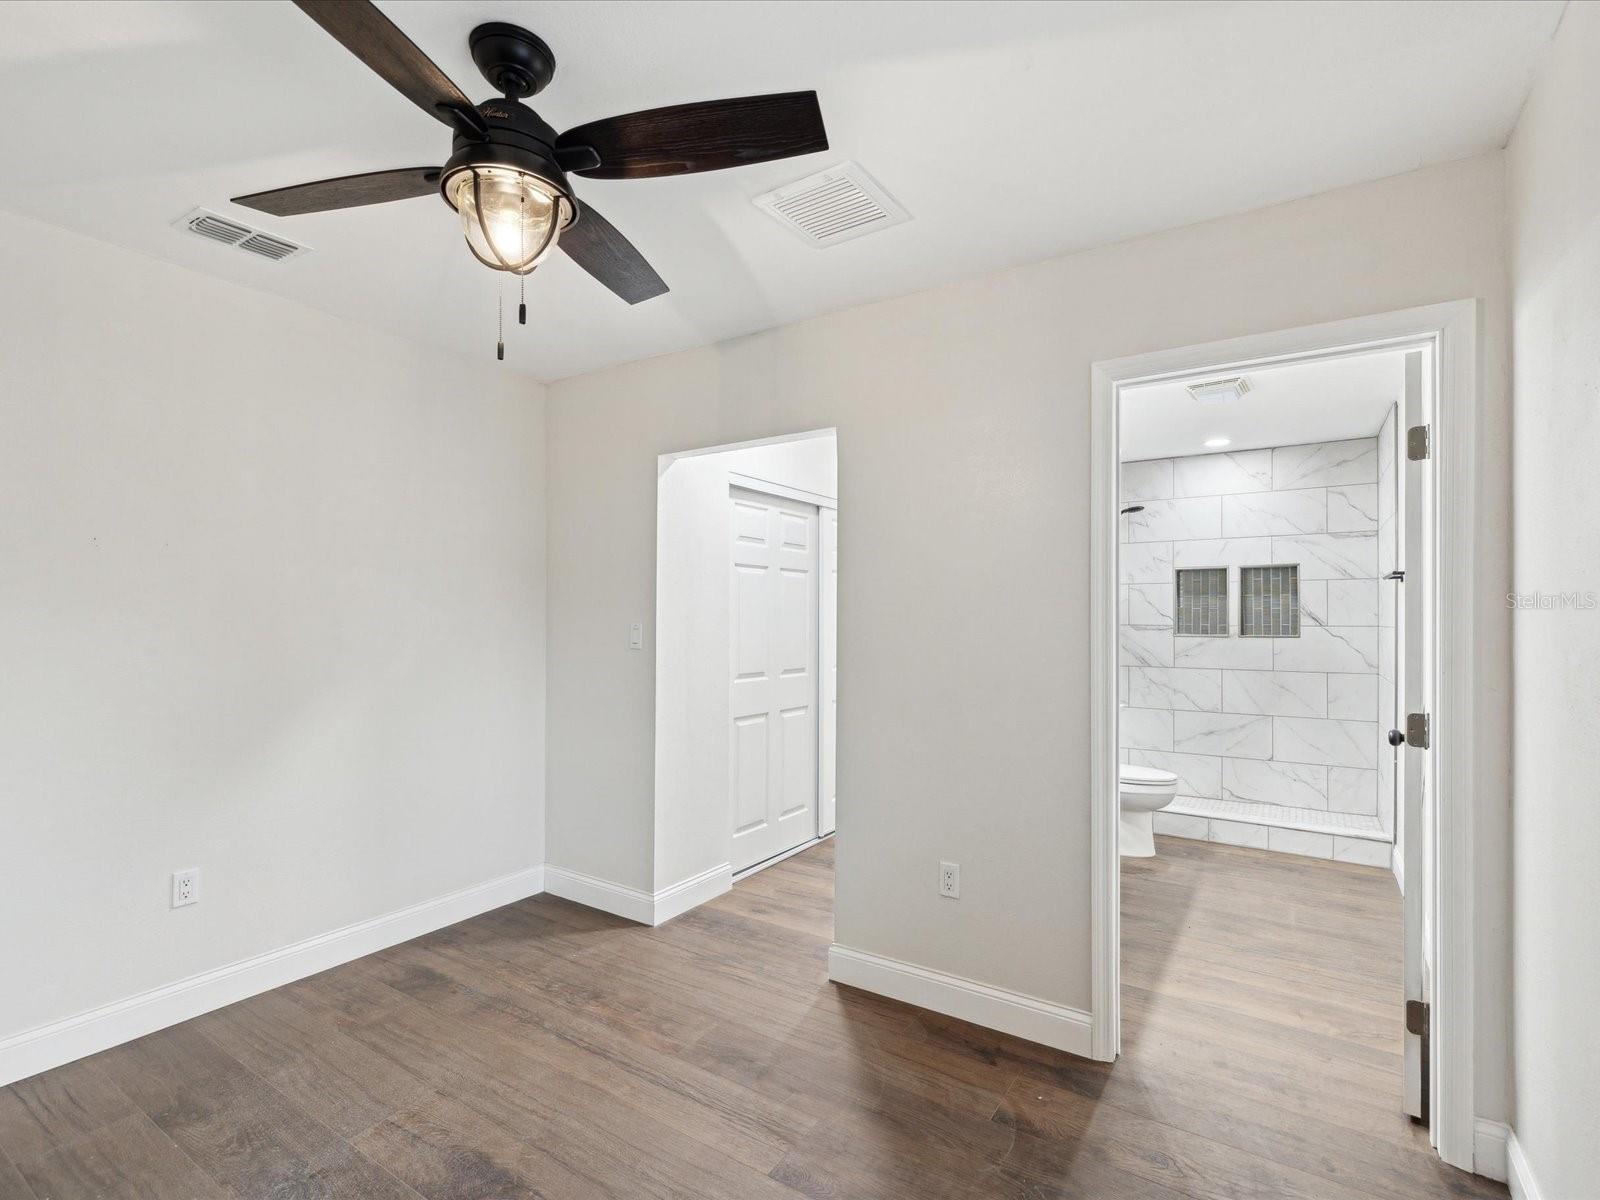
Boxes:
[1406,999,1429,1037]
[1406,712,1431,750]
[1408,997,1432,1128]
[1407,424,1431,461]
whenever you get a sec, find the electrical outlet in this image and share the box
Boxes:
[172,868,200,908]
[939,861,960,898]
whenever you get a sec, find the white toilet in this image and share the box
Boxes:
[1120,763,1179,857]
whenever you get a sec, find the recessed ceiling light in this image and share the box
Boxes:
[1204,436,1232,449]
[1187,376,1250,405]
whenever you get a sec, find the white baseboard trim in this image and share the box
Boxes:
[0,864,545,1088]
[653,862,732,925]
[1473,1118,1509,1183]
[544,863,732,926]
[544,865,655,924]
[827,944,1093,1057]
[1506,1128,1545,1200]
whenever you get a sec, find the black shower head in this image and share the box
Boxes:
[1121,504,1145,515]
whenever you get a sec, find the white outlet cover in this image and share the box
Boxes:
[939,861,960,898]
[172,868,200,908]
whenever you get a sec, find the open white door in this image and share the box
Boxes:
[1398,348,1432,1124]
[819,506,838,836]
[729,486,820,873]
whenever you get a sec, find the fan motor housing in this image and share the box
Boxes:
[469,23,556,98]
[439,101,575,214]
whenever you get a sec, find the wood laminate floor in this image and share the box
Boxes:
[1,836,1505,1199]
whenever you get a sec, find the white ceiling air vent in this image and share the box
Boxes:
[1186,376,1251,405]
[185,211,251,246]
[236,231,302,261]
[173,207,310,263]
[753,162,909,247]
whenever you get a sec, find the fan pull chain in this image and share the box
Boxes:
[496,281,505,362]
[518,193,528,325]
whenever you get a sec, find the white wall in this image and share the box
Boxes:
[654,433,837,892]
[0,211,548,1054]
[545,152,1511,1119]
[1506,3,1600,1193]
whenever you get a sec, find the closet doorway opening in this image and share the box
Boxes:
[654,429,838,916]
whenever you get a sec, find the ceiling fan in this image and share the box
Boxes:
[232,0,829,313]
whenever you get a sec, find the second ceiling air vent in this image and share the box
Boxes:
[236,232,303,262]
[186,211,253,246]
[174,207,310,263]
[1186,376,1251,405]
[754,162,909,248]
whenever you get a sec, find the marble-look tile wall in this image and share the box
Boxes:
[1120,436,1393,844]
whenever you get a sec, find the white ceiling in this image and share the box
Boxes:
[1120,349,1407,461]
[0,1,1563,382]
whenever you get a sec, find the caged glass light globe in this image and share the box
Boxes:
[445,165,572,274]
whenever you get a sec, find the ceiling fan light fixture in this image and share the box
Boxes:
[230,6,827,318]
[444,164,572,274]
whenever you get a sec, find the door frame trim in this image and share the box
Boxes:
[729,470,838,512]
[1089,300,1478,1171]
[817,505,839,837]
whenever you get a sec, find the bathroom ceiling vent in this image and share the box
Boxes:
[1186,376,1250,405]
[173,207,310,263]
[753,162,909,247]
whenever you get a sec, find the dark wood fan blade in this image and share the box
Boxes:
[232,168,441,217]
[560,203,668,304]
[555,92,827,180]
[293,0,484,134]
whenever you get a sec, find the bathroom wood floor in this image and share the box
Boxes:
[0,836,1505,1199]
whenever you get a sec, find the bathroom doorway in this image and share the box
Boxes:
[1088,303,1481,1172]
